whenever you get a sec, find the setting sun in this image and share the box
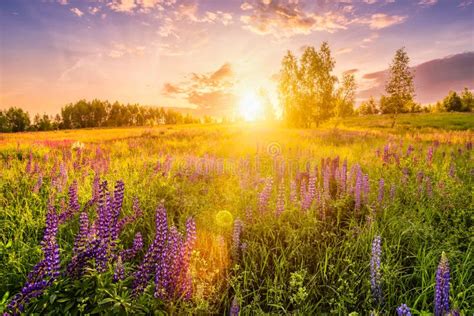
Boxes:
[239,91,263,121]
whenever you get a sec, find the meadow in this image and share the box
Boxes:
[0,113,472,315]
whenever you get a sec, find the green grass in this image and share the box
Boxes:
[0,115,473,315]
[329,112,474,132]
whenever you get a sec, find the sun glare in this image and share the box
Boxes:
[239,91,263,121]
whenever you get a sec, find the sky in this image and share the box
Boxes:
[1,0,473,117]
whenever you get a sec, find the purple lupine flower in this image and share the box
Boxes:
[363,174,370,205]
[382,144,390,164]
[154,205,169,299]
[426,177,433,197]
[340,159,347,195]
[67,211,106,278]
[370,235,382,304]
[230,296,240,316]
[377,178,385,206]
[299,177,307,206]
[25,152,33,174]
[59,181,80,224]
[275,182,285,217]
[73,212,90,254]
[92,174,100,203]
[258,177,273,213]
[181,217,196,300]
[390,185,396,200]
[434,252,450,316]
[165,226,182,298]
[323,165,330,199]
[290,180,297,205]
[133,205,168,296]
[6,206,60,315]
[120,232,144,261]
[396,303,411,316]
[33,175,43,194]
[449,164,455,178]
[113,256,125,282]
[406,144,414,157]
[354,168,362,212]
[117,197,143,233]
[232,219,243,261]
[110,180,125,241]
[427,146,434,165]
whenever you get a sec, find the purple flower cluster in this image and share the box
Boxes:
[120,232,144,261]
[396,303,411,316]
[230,296,240,316]
[59,181,80,224]
[258,177,273,213]
[133,205,197,301]
[6,206,60,315]
[434,252,450,316]
[232,219,243,261]
[275,182,285,217]
[370,235,382,304]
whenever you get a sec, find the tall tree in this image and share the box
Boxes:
[385,47,415,126]
[5,107,30,132]
[278,50,300,127]
[315,42,337,126]
[335,72,356,118]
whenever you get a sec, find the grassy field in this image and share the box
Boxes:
[0,113,473,315]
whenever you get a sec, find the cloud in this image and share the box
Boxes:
[240,0,349,37]
[358,52,474,104]
[57,0,68,5]
[162,63,237,115]
[344,68,359,75]
[337,47,353,55]
[418,0,437,6]
[458,0,473,7]
[88,6,100,15]
[108,0,137,12]
[70,8,84,17]
[357,13,407,29]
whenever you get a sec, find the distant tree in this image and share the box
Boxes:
[278,50,300,127]
[460,87,474,112]
[203,115,214,124]
[5,107,30,132]
[384,47,415,126]
[33,113,53,131]
[0,110,10,132]
[279,42,337,127]
[442,91,463,112]
[359,97,379,115]
[335,72,356,118]
[315,42,337,125]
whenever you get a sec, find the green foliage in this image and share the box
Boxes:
[384,47,415,115]
[443,91,463,112]
[359,97,379,115]
[278,42,339,127]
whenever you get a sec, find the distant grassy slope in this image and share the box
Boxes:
[333,113,473,132]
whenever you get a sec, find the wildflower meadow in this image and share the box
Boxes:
[0,117,472,315]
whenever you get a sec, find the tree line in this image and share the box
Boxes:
[0,100,199,133]
[278,44,473,127]
[359,88,473,115]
